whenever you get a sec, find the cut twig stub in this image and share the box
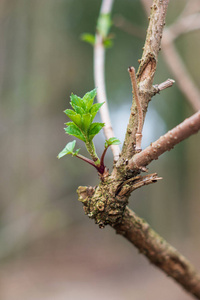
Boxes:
[156,78,175,92]
[117,173,162,197]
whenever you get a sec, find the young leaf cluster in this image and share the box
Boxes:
[64,89,104,143]
[58,89,120,175]
[105,137,121,149]
[81,13,114,48]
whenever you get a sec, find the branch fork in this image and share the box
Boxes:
[128,110,200,173]
[75,0,200,298]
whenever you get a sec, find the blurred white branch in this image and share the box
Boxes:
[168,13,200,41]
[94,0,120,161]
[162,29,200,111]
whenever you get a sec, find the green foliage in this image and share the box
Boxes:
[88,123,105,141]
[57,140,80,159]
[64,89,104,142]
[105,137,121,148]
[58,89,105,167]
[81,33,95,46]
[81,13,114,49]
[64,122,86,142]
[58,89,120,174]
[103,37,113,48]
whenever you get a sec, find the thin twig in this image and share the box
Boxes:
[128,66,143,151]
[117,173,162,196]
[128,110,200,172]
[141,0,200,112]
[94,0,120,161]
[118,0,169,162]
[162,29,200,112]
[154,78,175,92]
[168,13,200,41]
[115,4,200,112]
[113,14,146,39]
[152,78,175,95]
[172,0,200,27]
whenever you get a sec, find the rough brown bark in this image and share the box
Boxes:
[128,110,200,172]
[114,208,200,299]
[119,0,169,161]
[76,0,200,298]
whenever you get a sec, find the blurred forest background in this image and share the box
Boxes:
[0,0,200,299]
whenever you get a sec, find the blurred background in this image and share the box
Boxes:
[0,0,200,299]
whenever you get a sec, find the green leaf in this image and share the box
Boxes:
[72,104,85,115]
[103,38,113,48]
[70,93,87,111]
[81,113,92,132]
[82,89,97,112]
[83,88,97,102]
[97,13,112,39]
[74,148,80,156]
[88,122,105,141]
[65,123,86,142]
[89,102,104,120]
[69,89,98,114]
[70,93,82,109]
[57,140,77,159]
[81,33,95,46]
[66,140,76,153]
[63,89,105,144]
[64,109,82,127]
[105,137,121,148]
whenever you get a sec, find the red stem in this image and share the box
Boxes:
[100,147,108,169]
[76,154,105,174]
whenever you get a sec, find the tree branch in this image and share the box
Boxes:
[94,0,120,161]
[114,207,200,299]
[78,171,200,299]
[119,0,169,162]
[117,173,162,196]
[153,78,175,92]
[128,110,200,172]
[77,1,200,299]
[168,13,200,41]
[128,67,143,151]
[115,5,200,112]
[113,14,146,39]
[162,29,200,112]
[142,0,200,112]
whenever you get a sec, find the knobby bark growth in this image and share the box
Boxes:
[76,0,200,298]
